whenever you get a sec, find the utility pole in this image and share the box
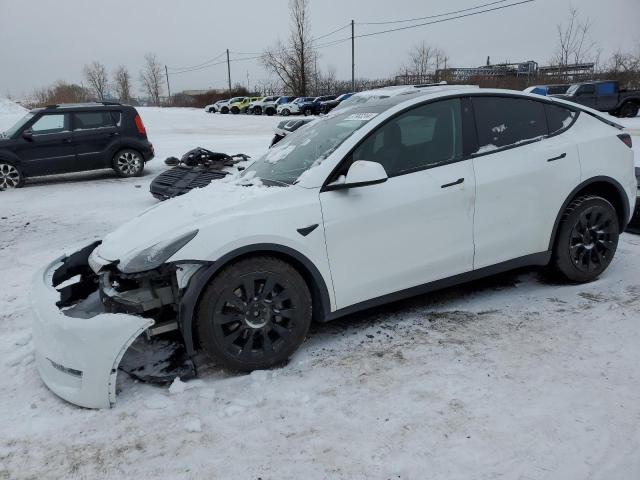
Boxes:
[226,49,232,93]
[164,65,171,104]
[351,19,355,91]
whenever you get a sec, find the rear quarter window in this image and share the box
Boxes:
[545,104,577,135]
[472,96,547,153]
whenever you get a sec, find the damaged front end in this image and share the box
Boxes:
[32,242,199,408]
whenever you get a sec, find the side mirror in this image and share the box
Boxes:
[326,160,388,191]
[22,130,33,141]
[164,157,180,166]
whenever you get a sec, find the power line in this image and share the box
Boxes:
[168,55,263,76]
[357,0,509,25]
[312,23,351,42]
[166,51,226,72]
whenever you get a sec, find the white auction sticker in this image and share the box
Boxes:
[344,113,378,121]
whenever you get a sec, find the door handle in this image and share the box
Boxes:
[441,178,464,188]
[547,153,566,162]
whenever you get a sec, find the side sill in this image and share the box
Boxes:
[324,251,551,322]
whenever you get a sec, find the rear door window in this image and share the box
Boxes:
[472,96,547,153]
[73,112,116,130]
[30,114,69,135]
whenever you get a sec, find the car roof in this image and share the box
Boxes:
[31,102,128,113]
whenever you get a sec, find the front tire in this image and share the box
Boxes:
[113,149,144,177]
[231,106,239,114]
[220,106,229,114]
[195,256,312,371]
[303,107,313,116]
[281,109,290,116]
[0,162,24,189]
[254,106,262,115]
[550,195,619,282]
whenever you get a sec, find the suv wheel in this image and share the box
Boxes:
[220,106,229,114]
[231,106,240,114]
[619,102,639,118]
[113,149,144,177]
[266,108,275,116]
[0,162,23,189]
[303,107,313,116]
[254,106,262,115]
[281,109,290,116]
[550,195,619,282]
[196,256,312,371]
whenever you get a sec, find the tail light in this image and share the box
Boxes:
[134,114,146,135]
[617,133,632,148]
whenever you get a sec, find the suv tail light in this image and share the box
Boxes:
[134,114,146,135]
[617,133,632,148]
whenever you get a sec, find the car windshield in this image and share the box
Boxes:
[229,97,245,103]
[3,113,34,138]
[243,110,380,185]
[333,94,390,111]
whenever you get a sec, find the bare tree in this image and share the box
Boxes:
[113,65,132,103]
[139,53,163,106]
[261,0,315,96]
[83,61,109,101]
[399,42,448,84]
[30,81,92,107]
[554,7,596,77]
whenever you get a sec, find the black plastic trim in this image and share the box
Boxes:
[326,251,552,321]
[297,224,319,236]
[323,177,387,191]
[547,153,567,162]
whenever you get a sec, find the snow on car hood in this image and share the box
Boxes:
[98,175,278,261]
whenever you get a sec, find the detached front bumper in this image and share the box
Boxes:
[32,248,154,408]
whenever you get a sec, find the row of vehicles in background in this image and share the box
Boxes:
[525,80,640,118]
[205,93,354,116]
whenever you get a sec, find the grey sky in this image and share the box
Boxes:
[1,0,638,98]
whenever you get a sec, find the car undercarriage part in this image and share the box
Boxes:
[150,147,250,200]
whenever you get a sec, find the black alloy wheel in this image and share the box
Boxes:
[550,195,619,282]
[196,257,312,371]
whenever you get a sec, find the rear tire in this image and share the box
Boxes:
[266,108,275,116]
[195,256,312,372]
[220,106,229,114]
[0,161,24,189]
[549,195,619,282]
[303,107,313,116]
[231,106,239,114]
[619,102,639,118]
[254,106,262,115]
[281,109,290,116]
[113,149,144,177]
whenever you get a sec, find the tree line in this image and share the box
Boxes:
[23,2,640,108]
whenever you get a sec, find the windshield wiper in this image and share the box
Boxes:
[260,178,291,187]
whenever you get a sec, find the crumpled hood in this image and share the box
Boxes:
[98,178,279,262]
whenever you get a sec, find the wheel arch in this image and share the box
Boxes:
[548,176,630,251]
[178,243,332,357]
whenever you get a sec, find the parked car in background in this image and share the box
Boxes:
[0,102,154,188]
[204,100,228,113]
[264,96,297,116]
[247,96,280,115]
[524,84,570,96]
[34,88,636,408]
[218,97,244,114]
[230,97,262,114]
[552,80,640,117]
[270,117,315,146]
[277,97,315,116]
[320,93,354,114]
[297,95,337,116]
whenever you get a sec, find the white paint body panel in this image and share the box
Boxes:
[472,137,581,268]
[321,160,476,308]
[32,257,153,409]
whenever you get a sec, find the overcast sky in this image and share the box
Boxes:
[1,0,638,98]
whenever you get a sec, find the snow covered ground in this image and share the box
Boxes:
[0,107,639,479]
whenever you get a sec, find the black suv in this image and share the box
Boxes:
[0,102,154,188]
